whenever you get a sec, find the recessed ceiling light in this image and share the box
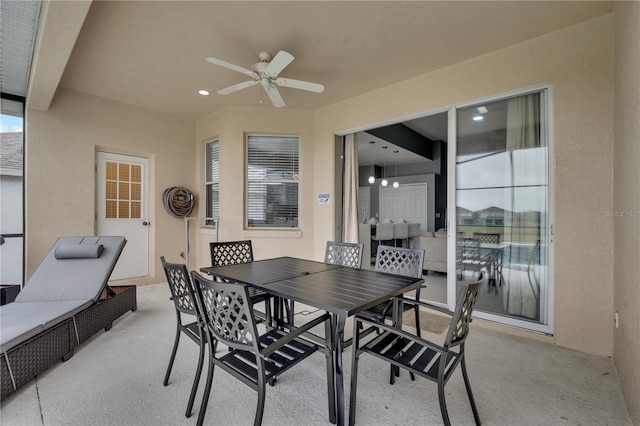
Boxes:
[473,115,484,121]
[198,90,210,96]
[477,106,488,114]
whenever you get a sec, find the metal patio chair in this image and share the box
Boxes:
[209,240,273,324]
[160,256,205,418]
[349,273,485,426]
[359,245,425,335]
[191,272,332,426]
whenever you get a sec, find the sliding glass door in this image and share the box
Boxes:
[452,88,552,331]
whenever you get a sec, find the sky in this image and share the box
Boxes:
[0,115,23,132]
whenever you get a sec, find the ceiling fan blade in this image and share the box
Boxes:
[276,77,325,93]
[217,80,258,95]
[264,51,294,76]
[206,57,257,78]
[264,85,285,108]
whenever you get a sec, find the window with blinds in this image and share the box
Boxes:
[205,140,219,226]
[246,134,300,228]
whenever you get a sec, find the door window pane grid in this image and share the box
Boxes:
[105,160,143,219]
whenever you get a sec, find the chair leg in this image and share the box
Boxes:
[186,338,206,418]
[461,355,481,426]
[163,325,181,386]
[264,299,272,327]
[437,379,452,426]
[349,327,361,426]
[254,373,266,426]
[196,345,216,426]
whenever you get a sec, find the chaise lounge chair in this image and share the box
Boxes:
[0,236,137,398]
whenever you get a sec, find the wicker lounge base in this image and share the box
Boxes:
[1,285,136,399]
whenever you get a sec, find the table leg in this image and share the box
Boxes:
[325,316,337,424]
[333,313,347,426]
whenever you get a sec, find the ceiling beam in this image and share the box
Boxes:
[27,0,92,111]
[366,124,434,160]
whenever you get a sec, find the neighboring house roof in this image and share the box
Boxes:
[0,132,23,177]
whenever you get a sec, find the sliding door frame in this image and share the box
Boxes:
[447,83,555,335]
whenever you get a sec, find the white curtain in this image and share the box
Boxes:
[342,134,360,243]
[506,94,540,151]
[504,93,544,318]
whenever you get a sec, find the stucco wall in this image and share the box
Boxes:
[26,88,195,284]
[313,15,614,356]
[25,15,618,360]
[613,2,640,424]
[194,107,316,270]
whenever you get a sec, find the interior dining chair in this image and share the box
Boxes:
[349,273,485,426]
[209,240,273,324]
[371,222,394,264]
[407,223,421,248]
[160,256,206,419]
[190,271,333,426]
[392,222,409,247]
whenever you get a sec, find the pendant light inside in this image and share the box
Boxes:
[392,150,399,188]
[381,145,388,186]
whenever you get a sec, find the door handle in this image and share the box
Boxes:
[142,221,150,226]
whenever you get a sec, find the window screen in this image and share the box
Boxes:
[205,140,219,226]
[246,134,300,228]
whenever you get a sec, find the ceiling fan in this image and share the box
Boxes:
[205,51,324,108]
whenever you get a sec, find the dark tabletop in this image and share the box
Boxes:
[201,256,423,317]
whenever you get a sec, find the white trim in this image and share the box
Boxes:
[454,83,552,109]
[446,106,458,310]
[450,84,554,335]
[334,83,555,334]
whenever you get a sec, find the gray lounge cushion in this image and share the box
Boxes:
[16,236,126,303]
[0,300,92,352]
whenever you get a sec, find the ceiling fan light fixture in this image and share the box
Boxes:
[206,50,324,108]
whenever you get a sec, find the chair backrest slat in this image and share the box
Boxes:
[191,272,259,352]
[473,232,500,245]
[324,241,364,269]
[445,274,484,348]
[210,240,254,266]
[374,245,424,278]
[161,256,198,315]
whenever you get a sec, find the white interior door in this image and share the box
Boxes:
[379,183,428,230]
[96,152,150,279]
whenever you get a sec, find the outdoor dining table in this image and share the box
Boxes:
[201,256,424,426]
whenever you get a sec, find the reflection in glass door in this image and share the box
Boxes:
[454,89,551,329]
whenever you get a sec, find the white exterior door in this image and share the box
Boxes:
[96,152,150,279]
